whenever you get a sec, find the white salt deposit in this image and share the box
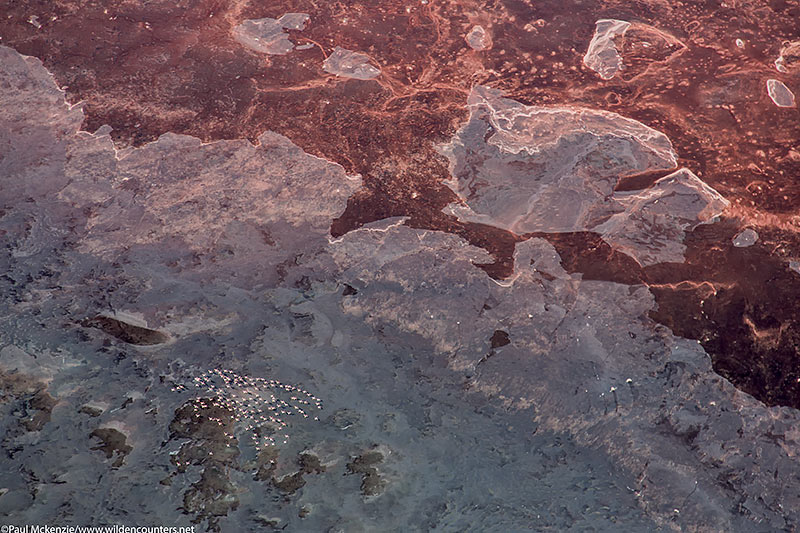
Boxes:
[233,13,309,55]
[323,47,380,80]
[732,228,758,247]
[583,19,631,80]
[766,79,796,107]
[466,25,491,51]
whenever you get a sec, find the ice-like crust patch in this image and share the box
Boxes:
[767,79,796,108]
[583,20,686,81]
[439,86,727,265]
[439,85,676,233]
[465,25,491,51]
[594,169,730,265]
[56,126,359,290]
[73,131,357,256]
[274,13,310,31]
[323,47,380,80]
[233,13,309,55]
[732,228,759,247]
[583,19,631,80]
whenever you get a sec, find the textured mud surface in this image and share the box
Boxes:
[1,0,800,530]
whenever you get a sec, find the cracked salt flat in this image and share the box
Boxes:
[233,13,309,55]
[322,47,380,80]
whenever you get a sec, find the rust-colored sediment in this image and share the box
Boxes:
[1,0,799,407]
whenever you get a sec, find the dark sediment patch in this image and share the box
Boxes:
[81,316,169,345]
[0,371,58,433]
[347,448,387,497]
[90,427,133,468]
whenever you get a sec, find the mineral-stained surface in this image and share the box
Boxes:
[1,0,800,529]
